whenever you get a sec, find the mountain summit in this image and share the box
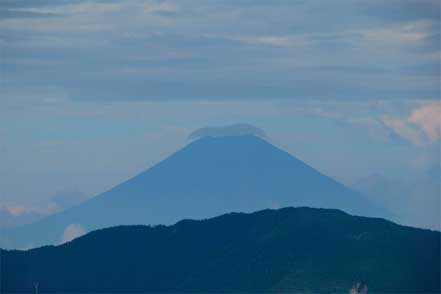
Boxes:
[3,134,384,248]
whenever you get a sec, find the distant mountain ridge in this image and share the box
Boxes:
[2,207,439,293]
[2,135,385,249]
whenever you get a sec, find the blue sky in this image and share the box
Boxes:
[0,0,440,228]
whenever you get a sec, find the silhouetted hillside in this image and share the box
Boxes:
[3,135,385,249]
[2,207,439,293]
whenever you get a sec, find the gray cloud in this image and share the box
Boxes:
[0,0,439,102]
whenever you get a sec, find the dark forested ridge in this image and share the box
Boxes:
[2,207,440,293]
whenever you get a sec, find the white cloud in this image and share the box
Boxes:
[61,223,86,243]
[0,204,48,228]
[409,103,441,142]
[5,205,28,217]
[383,116,424,145]
[383,102,441,146]
[3,203,58,217]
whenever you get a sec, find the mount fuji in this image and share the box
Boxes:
[2,133,386,249]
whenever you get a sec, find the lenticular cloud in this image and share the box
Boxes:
[188,123,267,140]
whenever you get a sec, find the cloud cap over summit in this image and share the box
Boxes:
[188,124,267,140]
